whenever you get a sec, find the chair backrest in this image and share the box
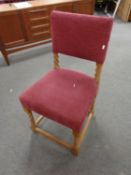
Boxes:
[51,11,113,64]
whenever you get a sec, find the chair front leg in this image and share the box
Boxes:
[71,111,93,155]
[71,131,81,155]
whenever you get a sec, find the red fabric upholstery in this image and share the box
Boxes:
[51,11,113,64]
[20,69,97,131]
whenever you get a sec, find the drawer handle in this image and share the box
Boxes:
[33,31,50,36]
[30,16,49,21]
[29,8,48,13]
[31,24,49,29]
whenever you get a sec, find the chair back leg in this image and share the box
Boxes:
[24,107,36,132]
[53,53,60,69]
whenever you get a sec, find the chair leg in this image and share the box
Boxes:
[71,131,81,155]
[90,101,95,114]
[90,96,97,114]
[71,112,93,155]
[23,107,36,132]
[22,107,93,155]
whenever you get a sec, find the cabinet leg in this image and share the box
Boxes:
[1,50,10,65]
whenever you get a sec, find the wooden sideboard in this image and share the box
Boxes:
[0,0,95,65]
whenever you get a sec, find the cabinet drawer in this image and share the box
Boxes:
[28,7,49,19]
[23,6,51,22]
[22,7,51,40]
[31,23,50,34]
[30,16,50,26]
[31,31,51,41]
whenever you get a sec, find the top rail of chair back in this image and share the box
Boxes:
[51,11,113,64]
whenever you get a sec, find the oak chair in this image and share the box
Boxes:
[19,11,113,155]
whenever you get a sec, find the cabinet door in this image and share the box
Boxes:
[0,12,26,47]
[73,0,95,14]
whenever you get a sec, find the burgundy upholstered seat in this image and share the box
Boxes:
[20,68,97,131]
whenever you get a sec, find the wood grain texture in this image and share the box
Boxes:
[23,106,94,155]
[0,0,95,65]
[20,62,103,155]
[71,112,93,155]
[53,53,60,69]
[117,0,131,21]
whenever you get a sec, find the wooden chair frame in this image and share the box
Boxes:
[23,53,103,155]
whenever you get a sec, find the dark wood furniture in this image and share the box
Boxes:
[0,0,95,65]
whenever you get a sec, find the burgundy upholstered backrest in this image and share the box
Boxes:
[51,11,113,64]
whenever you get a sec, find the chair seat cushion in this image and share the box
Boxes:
[19,68,98,131]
